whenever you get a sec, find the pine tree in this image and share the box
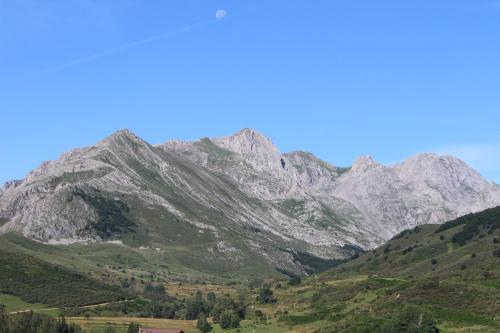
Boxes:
[196,313,212,333]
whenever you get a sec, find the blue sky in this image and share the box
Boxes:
[1,0,499,183]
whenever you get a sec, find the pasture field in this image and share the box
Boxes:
[66,316,319,333]
[0,294,47,313]
[165,281,252,298]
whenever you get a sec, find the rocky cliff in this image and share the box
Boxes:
[1,128,499,274]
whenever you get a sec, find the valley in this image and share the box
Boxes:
[1,207,499,332]
[1,130,500,332]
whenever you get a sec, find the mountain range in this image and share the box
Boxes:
[1,128,499,275]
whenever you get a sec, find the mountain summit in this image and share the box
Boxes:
[1,129,499,274]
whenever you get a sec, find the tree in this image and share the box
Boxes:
[196,313,212,333]
[0,304,9,333]
[235,291,247,319]
[185,291,206,320]
[207,292,216,302]
[288,276,301,286]
[210,295,236,322]
[219,310,241,329]
[127,322,140,333]
[258,285,274,304]
[144,282,167,301]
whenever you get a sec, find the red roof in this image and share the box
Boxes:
[139,329,184,333]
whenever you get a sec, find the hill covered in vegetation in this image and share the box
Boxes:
[0,248,129,307]
[269,206,500,332]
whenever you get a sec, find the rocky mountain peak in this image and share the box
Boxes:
[2,128,500,266]
[351,156,381,172]
[99,129,144,146]
[398,153,456,168]
[212,128,280,157]
[395,153,489,187]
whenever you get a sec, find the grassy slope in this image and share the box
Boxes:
[0,247,129,307]
[0,231,276,288]
[270,207,500,332]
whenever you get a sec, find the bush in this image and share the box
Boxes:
[431,258,437,265]
[402,246,414,255]
[288,276,302,286]
[219,310,240,329]
[207,292,216,302]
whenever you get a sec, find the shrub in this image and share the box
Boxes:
[288,276,301,286]
[207,292,216,302]
[402,246,414,255]
[219,310,241,329]
[431,259,437,265]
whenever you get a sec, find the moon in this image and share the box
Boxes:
[215,9,227,20]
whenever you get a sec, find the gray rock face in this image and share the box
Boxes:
[1,128,499,270]
[1,179,23,195]
[332,154,500,239]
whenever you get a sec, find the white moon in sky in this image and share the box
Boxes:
[215,9,227,20]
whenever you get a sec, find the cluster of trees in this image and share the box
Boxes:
[64,298,178,319]
[143,282,168,301]
[436,206,500,246]
[184,291,248,331]
[257,285,274,304]
[0,307,82,333]
[0,305,142,333]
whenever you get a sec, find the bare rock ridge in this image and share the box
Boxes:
[1,128,499,273]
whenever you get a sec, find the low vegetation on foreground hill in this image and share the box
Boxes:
[0,248,128,307]
[273,206,500,332]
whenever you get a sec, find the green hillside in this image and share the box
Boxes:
[1,207,499,332]
[0,248,129,307]
[268,206,500,333]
